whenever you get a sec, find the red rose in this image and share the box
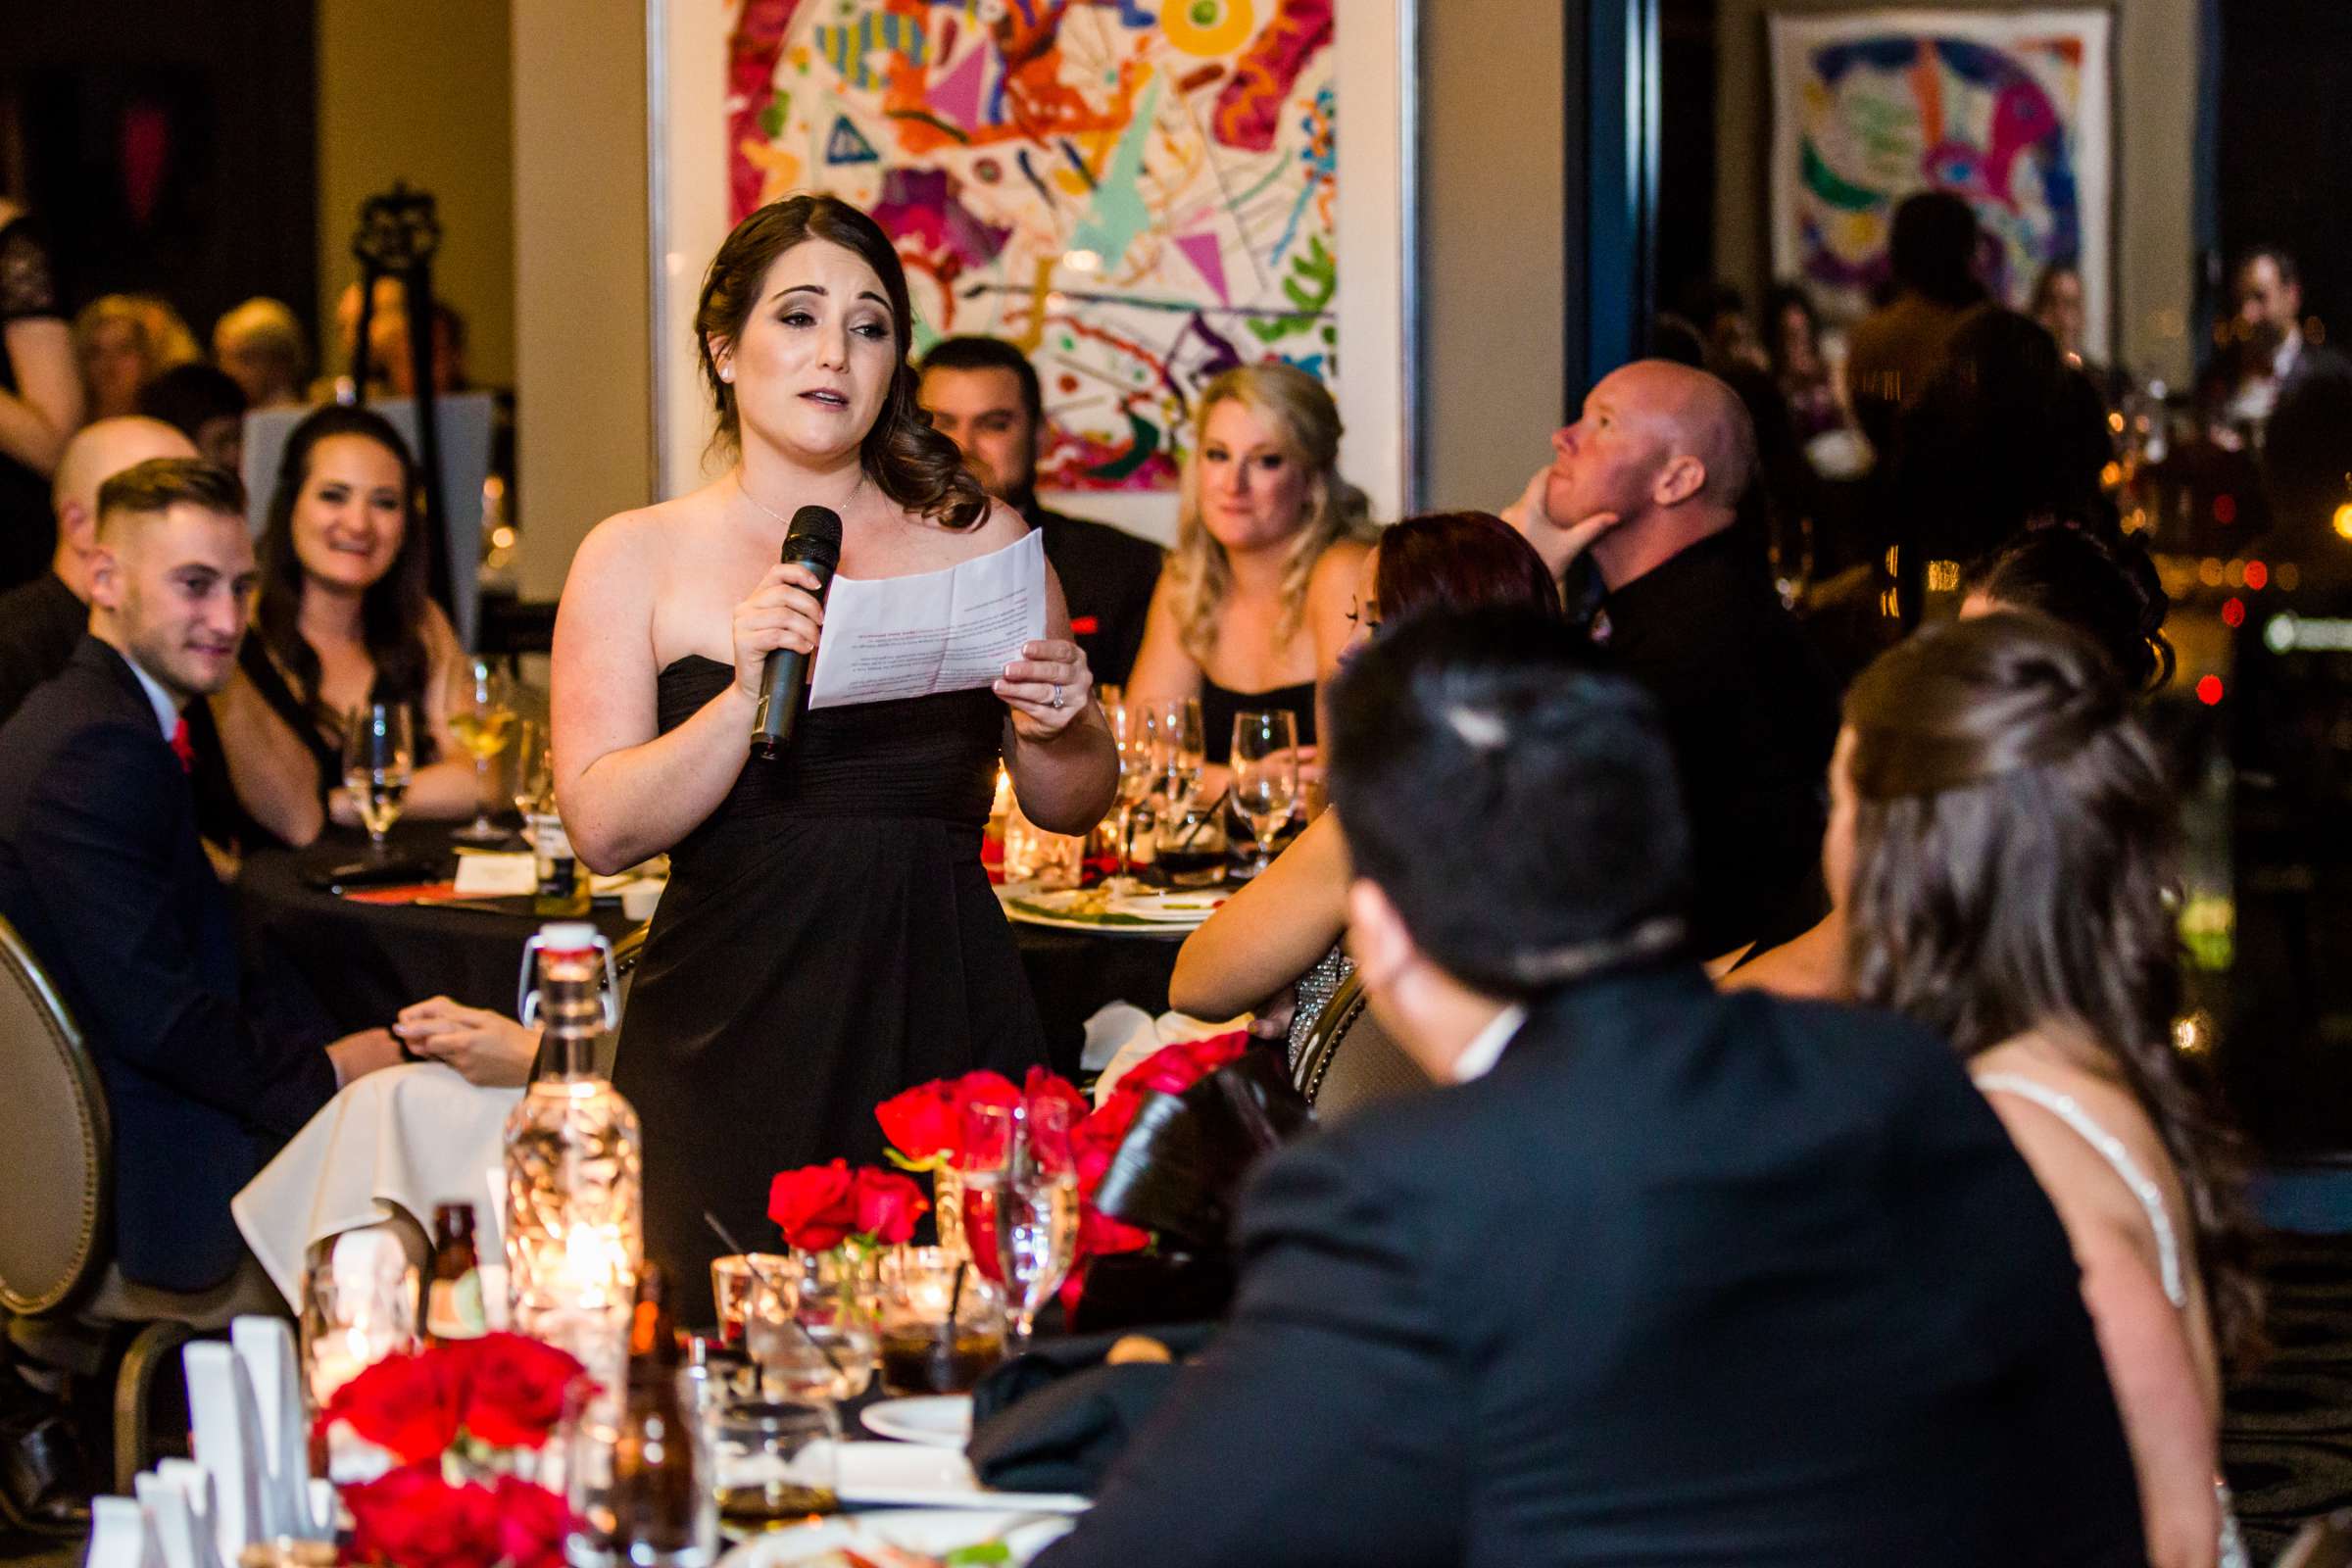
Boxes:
[768,1160,858,1252]
[1127,1031,1252,1097]
[492,1475,575,1568]
[318,1345,466,1465]
[851,1166,930,1247]
[876,1071,1023,1166]
[345,1462,502,1568]
[876,1080,961,1164]
[1024,1066,1090,1126]
[457,1333,586,1449]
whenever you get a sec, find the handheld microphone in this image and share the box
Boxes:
[752,505,844,759]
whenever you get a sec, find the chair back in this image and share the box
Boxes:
[1290,969,1427,1122]
[0,916,112,1315]
[2278,1510,2352,1568]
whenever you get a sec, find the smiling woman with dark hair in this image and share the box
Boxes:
[551,193,1116,1320]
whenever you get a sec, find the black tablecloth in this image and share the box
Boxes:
[236,821,639,1034]
[237,823,1182,1077]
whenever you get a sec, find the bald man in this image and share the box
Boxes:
[1504,360,1838,961]
[0,416,196,726]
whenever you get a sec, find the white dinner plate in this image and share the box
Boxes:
[998,882,1225,933]
[859,1395,973,1449]
[717,1507,1074,1567]
[834,1441,1091,1514]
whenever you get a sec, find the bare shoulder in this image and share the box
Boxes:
[967,496,1034,552]
[1308,535,1372,596]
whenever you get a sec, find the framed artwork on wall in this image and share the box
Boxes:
[650,0,1418,540]
[1766,7,2114,358]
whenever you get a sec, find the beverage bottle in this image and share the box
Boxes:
[423,1201,485,1345]
[530,808,590,917]
[503,923,639,1403]
[603,1265,711,1566]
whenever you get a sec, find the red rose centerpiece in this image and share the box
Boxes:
[319,1334,586,1568]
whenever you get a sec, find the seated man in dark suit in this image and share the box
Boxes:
[918,336,1163,686]
[0,458,402,1294]
[0,416,322,860]
[1035,609,2144,1567]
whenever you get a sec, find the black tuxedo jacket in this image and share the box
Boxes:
[1035,965,2143,1567]
[1023,500,1163,690]
[0,638,334,1291]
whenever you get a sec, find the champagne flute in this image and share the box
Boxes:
[1102,694,1157,876]
[1230,710,1300,878]
[448,657,516,842]
[990,1099,1079,1350]
[342,703,415,855]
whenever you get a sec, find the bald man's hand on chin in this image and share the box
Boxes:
[1500,465,1621,583]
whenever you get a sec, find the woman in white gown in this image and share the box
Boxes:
[1827,612,2257,1568]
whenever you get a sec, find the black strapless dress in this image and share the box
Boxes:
[617,657,1048,1321]
[1199,675,1316,765]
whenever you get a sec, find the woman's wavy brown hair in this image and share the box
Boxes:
[1841,611,2260,1363]
[695,194,985,529]
[1164,363,1370,659]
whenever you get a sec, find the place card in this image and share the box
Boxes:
[453,853,538,897]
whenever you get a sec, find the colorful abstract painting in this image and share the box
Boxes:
[1767,9,2112,355]
[724,0,1340,493]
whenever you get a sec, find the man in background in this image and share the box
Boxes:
[1507,359,1838,962]
[919,336,1163,686]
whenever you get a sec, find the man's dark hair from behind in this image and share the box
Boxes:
[1887,189,1986,309]
[136,363,249,444]
[918,335,1044,426]
[98,456,247,534]
[1327,607,1693,998]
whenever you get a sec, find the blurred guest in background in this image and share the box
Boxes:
[0,418,193,729]
[918,335,1164,686]
[1847,191,1988,452]
[1883,307,2116,623]
[1037,608,2147,1568]
[139,361,250,471]
[221,405,473,824]
[1126,363,1371,766]
[2220,245,2345,432]
[73,293,200,421]
[372,300,468,397]
[212,296,311,410]
[0,199,81,592]
[1764,281,1846,444]
[1832,612,2258,1567]
[1507,359,1838,962]
[1169,511,1561,1052]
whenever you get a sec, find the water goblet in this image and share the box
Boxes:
[341,703,415,855]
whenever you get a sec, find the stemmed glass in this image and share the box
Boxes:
[512,717,555,822]
[985,1098,1080,1350]
[1230,710,1300,878]
[1102,693,1158,876]
[1145,697,1206,821]
[448,658,516,842]
[342,703,415,855]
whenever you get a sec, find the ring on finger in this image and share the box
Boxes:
[1050,683,1065,710]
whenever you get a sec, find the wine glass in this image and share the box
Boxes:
[1102,694,1158,876]
[448,658,516,842]
[342,703,415,855]
[1145,697,1206,820]
[1230,710,1300,878]
[512,717,555,822]
[989,1098,1079,1350]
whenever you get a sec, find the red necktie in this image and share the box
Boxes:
[169,716,194,775]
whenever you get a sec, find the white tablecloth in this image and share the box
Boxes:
[231,1062,520,1307]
